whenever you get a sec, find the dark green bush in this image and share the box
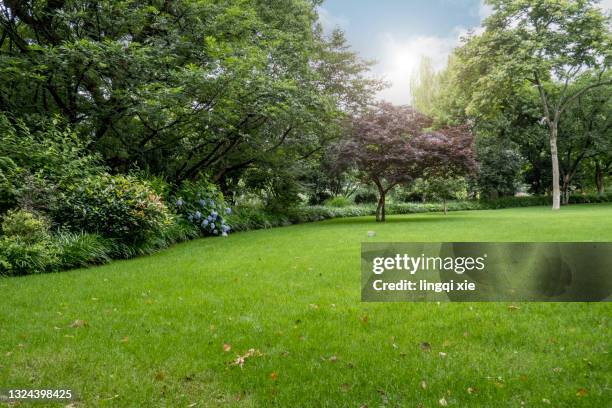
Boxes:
[55,174,171,244]
[354,191,378,204]
[0,114,105,214]
[480,195,550,209]
[568,192,612,204]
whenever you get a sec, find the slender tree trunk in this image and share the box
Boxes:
[443,198,448,215]
[549,123,561,210]
[376,188,386,222]
[561,174,571,205]
[595,162,604,196]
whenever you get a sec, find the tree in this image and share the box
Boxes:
[558,72,612,201]
[336,103,476,221]
[457,0,611,209]
[0,0,381,197]
[418,176,468,215]
[410,56,440,116]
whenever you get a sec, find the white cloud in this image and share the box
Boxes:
[599,0,612,11]
[317,7,349,34]
[478,1,494,20]
[374,28,468,105]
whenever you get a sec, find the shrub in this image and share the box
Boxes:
[325,196,351,207]
[0,210,58,275]
[172,178,232,236]
[1,209,51,243]
[55,174,171,244]
[0,237,58,276]
[0,113,105,213]
[55,232,113,270]
[354,191,378,204]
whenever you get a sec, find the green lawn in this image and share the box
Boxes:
[1,204,611,407]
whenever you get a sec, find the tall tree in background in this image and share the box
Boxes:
[410,56,439,116]
[457,0,611,209]
[558,72,612,202]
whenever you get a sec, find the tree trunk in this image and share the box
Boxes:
[443,198,448,215]
[561,174,571,205]
[595,162,604,196]
[549,123,561,210]
[376,189,386,222]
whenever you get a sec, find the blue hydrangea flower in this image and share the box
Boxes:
[213,229,219,234]
[194,211,201,220]
[206,215,212,221]
[211,210,218,218]
[210,223,215,229]
[175,198,184,207]
[199,199,206,208]
[202,220,209,227]
[187,214,193,222]
[225,207,232,215]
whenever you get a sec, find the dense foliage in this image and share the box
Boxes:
[335,103,476,221]
[0,0,610,275]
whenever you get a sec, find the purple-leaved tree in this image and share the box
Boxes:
[336,103,476,221]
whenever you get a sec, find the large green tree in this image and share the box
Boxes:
[457,0,611,209]
[0,0,379,193]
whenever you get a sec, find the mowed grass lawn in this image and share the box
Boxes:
[1,204,611,407]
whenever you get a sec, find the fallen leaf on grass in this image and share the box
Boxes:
[328,355,338,362]
[420,342,431,352]
[420,380,428,389]
[542,398,551,404]
[552,367,563,373]
[154,371,165,381]
[340,383,351,392]
[439,397,448,406]
[507,305,520,311]
[120,336,129,343]
[70,319,87,328]
[360,314,369,324]
[223,343,232,352]
[576,388,587,397]
[270,372,278,381]
[231,349,263,368]
[467,387,475,394]
[439,352,447,358]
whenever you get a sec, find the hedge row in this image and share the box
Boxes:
[227,193,612,232]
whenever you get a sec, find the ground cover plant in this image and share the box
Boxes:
[1,204,611,407]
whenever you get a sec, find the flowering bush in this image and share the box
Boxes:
[55,174,171,244]
[172,179,232,237]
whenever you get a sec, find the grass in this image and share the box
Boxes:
[1,204,611,407]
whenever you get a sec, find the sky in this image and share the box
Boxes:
[319,0,612,105]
